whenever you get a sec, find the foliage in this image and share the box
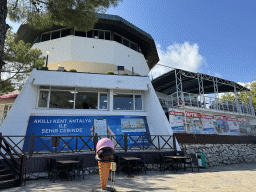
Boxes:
[122,73,128,75]
[8,0,122,32]
[106,71,114,75]
[221,79,256,114]
[40,66,48,70]
[69,69,77,72]
[1,28,45,93]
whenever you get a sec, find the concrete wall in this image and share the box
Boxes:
[32,36,149,76]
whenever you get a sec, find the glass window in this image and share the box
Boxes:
[61,28,71,37]
[105,31,110,40]
[114,89,133,94]
[94,30,99,38]
[75,92,98,109]
[41,33,50,42]
[40,86,50,89]
[99,93,108,109]
[49,91,74,109]
[38,91,49,108]
[123,38,129,47]
[130,42,138,51]
[113,94,133,110]
[51,86,75,91]
[99,31,104,39]
[75,31,87,37]
[114,34,122,43]
[51,31,60,40]
[76,87,98,92]
[87,30,93,38]
[135,95,142,110]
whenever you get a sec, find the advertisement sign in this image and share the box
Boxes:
[169,109,185,133]
[238,117,251,135]
[213,115,229,135]
[226,117,240,135]
[201,114,216,134]
[23,116,150,152]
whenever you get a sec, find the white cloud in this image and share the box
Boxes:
[150,42,206,79]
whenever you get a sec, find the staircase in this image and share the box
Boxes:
[0,133,26,190]
[0,163,19,190]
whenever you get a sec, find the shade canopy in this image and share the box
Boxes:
[152,69,249,95]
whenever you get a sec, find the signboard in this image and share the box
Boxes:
[201,114,216,134]
[213,115,229,135]
[185,111,202,134]
[23,116,150,152]
[226,117,240,135]
[169,109,185,133]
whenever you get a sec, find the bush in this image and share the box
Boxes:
[106,71,114,75]
[69,69,77,72]
[122,73,129,75]
[40,66,48,70]
[135,74,140,76]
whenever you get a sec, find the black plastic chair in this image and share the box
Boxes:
[159,154,175,174]
[137,155,147,174]
[114,155,127,175]
[74,157,85,179]
[184,154,200,172]
[49,158,67,182]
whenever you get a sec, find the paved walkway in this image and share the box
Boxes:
[3,163,256,192]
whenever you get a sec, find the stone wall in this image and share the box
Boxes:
[180,143,256,167]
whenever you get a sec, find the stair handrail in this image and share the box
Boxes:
[0,132,26,186]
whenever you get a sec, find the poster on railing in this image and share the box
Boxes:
[201,114,216,134]
[238,117,251,135]
[213,115,229,135]
[23,115,151,152]
[226,117,240,135]
[185,111,203,134]
[169,109,185,133]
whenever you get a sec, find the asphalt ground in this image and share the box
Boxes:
[3,163,256,192]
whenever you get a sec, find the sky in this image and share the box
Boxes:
[6,0,256,85]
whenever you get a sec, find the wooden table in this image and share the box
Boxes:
[122,157,141,177]
[164,156,189,171]
[57,160,79,180]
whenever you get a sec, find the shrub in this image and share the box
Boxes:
[122,73,129,75]
[40,66,48,70]
[69,69,77,72]
[135,74,140,76]
[106,71,114,75]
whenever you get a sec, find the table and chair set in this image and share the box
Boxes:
[47,157,86,182]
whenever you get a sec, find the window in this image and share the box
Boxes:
[99,31,104,39]
[130,42,138,51]
[87,30,93,38]
[41,33,50,42]
[114,34,122,43]
[94,30,99,38]
[61,28,71,37]
[105,31,110,40]
[113,90,143,111]
[75,92,98,109]
[99,93,108,109]
[51,31,60,40]
[49,90,74,109]
[123,38,129,47]
[75,31,87,37]
[38,91,49,107]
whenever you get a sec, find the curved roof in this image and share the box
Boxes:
[152,69,250,95]
[15,13,159,70]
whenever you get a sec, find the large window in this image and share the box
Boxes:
[113,90,143,111]
[38,86,108,110]
[37,86,142,111]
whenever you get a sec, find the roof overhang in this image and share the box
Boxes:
[15,13,159,70]
[152,69,250,95]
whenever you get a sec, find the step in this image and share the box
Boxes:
[0,179,19,190]
[0,169,10,175]
[0,174,15,181]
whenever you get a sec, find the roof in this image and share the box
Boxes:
[0,93,19,100]
[152,69,250,95]
[15,13,159,70]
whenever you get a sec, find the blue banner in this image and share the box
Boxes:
[23,116,150,152]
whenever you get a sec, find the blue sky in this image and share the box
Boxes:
[7,0,256,84]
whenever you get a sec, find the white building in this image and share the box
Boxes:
[0,13,180,151]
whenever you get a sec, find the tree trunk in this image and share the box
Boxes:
[0,0,8,82]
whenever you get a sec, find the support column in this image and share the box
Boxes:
[234,84,241,113]
[175,70,184,106]
[198,73,205,108]
[213,78,219,110]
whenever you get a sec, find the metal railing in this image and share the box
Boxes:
[0,133,26,186]
[164,91,255,116]
[1,134,176,158]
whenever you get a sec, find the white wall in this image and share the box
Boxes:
[32,36,150,75]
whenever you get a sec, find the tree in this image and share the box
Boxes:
[1,28,45,93]
[221,80,256,114]
[0,0,122,86]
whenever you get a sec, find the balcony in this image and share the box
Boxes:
[163,92,255,116]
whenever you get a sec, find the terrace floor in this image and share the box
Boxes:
[3,162,256,192]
